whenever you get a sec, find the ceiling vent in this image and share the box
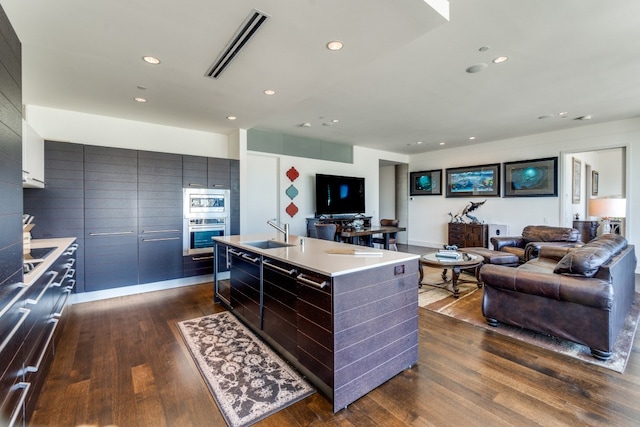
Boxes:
[205,9,270,79]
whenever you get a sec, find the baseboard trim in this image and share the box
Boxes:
[71,275,213,305]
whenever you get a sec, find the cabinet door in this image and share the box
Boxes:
[84,146,138,291]
[296,270,333,388]
[262,258,298,357]
[22,121,45,188]
[138,151,182,284]
[182,155,207,188]
[448,223,465,247]
[207,158,231,189]
[229,250,261,331]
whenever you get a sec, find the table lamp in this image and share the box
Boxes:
[588,197,626,234]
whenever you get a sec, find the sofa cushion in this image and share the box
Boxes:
[586,233,627,256]
[554,246,612,277]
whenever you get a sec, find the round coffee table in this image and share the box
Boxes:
[418,252,484,298]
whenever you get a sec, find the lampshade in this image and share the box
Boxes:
[588,198,626,218]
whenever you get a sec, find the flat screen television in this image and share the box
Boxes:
[315,173,365,216]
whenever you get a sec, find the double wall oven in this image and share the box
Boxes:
[183,188,230,255]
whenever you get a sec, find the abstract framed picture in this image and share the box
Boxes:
[445,163,500,198]
[592,170,599,196]
[503,157,558,197]
[410,169,442,196]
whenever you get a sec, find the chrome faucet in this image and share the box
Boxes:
[267,220,290,243]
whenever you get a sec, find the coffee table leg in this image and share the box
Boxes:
[451,266,461,298]
[441,269,448,282]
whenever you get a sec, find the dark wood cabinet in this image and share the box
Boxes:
[84,146,138,291]
[573,220,598,243]
[229,249,262,330]
[448,223,488,248]
[138,151,183,284]
[262,258,298,357]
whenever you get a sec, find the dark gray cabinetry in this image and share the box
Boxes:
[262,258,298,357]
[24,141,85,291]
[229,248,262,331]
[182,155,234,190]
[84,146,138,291]
[0,239,76,426]
[182,155,208,188]
[138,151,183,284]
[229,160,240,235]
[23,242,77,418]
[207,157,231,188]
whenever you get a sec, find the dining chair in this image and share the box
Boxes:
[315,223,337,241]
[372,219,398,250]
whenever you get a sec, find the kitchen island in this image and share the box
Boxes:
[213,234,419,412]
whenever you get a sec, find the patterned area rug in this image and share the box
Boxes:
[419,266,640,373]
[177,312,315,427]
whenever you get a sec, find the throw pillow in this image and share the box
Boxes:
[554,246,611,278]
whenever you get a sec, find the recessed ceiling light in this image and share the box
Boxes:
[301,122,311,127]
[558,112,568,117]
[439,142,446,146]
[263,89,276,95]
[465,63,488,73]
[331,119,340,123]
[492,56,508,64]
[326,40,343,51]
[227,116,237,121]
[479,46,490,52]
[134,97,147,103]
[137,85,147,90]
[416,141,423,145]
[468,136,476,140]
[142,56,161,65]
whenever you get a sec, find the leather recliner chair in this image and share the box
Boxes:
[491,225,582,263]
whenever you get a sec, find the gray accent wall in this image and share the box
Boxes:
[248,128,353,163]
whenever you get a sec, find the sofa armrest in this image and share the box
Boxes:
[480,264,613,309]
[524,241,582,261]
[491,236,524,251]
[538,245,575,261]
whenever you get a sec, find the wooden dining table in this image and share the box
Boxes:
[339,226,406,250]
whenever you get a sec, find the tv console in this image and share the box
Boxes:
[306,215,372,238]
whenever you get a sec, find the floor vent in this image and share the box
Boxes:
[205,9,269,79]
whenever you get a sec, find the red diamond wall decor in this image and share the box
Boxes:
[286,166,299,182]
[285,202,298,217]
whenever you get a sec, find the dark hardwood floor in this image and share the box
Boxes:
[30,247,640,426]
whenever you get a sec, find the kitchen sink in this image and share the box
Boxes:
[241,240,295,249]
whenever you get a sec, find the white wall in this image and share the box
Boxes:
[243,146,409,237]
[408,118,639,267]
[26,105,234,158]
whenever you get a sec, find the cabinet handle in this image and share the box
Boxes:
[64,258,76,268]
[241,253,260,263]
[66,268,76,279]
[296,274,328,289]
[263,260,297,275]
[192,256,214,261]
[54,289,72,317]
[0,283,28,319]
[32,177,46,184]
[27,271,58,305]
[65,279,76,291]
[24,318,59,373]
[63,243,79,255]
[228,248,242,256]
[141,229,181,234]
[0,308,30,354]
[89,231,134,236]
[188,183,206,187]
[142,237,181,242]
[8,382,31,427]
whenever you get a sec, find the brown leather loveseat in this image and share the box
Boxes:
[491,225,582,263]
[480,234,637,360]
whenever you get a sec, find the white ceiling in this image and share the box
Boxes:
[2,0,640,155]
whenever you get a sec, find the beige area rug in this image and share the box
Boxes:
[419,266,640,373]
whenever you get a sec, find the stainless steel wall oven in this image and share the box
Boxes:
[183,188,230,255]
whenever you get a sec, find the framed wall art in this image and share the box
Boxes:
[410,169,442,196]
[503,157,558,197]
[592,170,599,196]
[445,163,500,198]
[572,157,581,204]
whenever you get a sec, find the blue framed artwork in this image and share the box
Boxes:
[410,169,442,196]
[445,163,500,198]
[503,157,558,197]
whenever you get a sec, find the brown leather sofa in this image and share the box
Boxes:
[491,225,582,263]
[480,234,637,360]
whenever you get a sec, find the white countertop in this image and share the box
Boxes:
[23,237,77,286]
[214,234,418,276]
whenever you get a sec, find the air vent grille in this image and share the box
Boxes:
[205,9,269,79]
